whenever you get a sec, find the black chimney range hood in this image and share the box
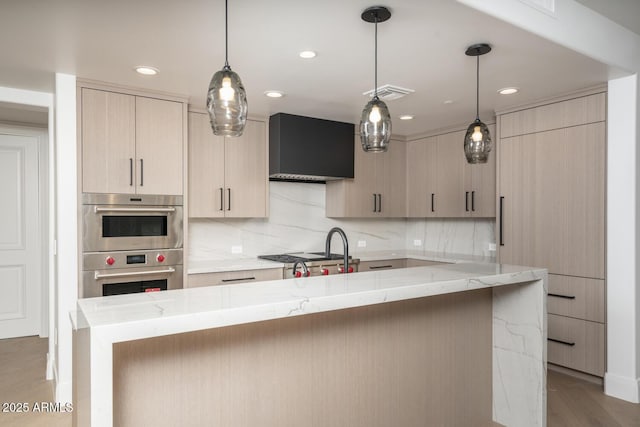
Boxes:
[269,113,355,183]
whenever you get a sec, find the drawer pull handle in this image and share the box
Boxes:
[369,265,393,270]
[548,293,576,300]
[221,277,256,283]
[548,338,576,347]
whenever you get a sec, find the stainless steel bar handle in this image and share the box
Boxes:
[219,188,224,211]
[129,158,133,186]
[94,207,176,213]
[227,188,231,211]
[94,267,176,280]
[140,159,144,186]
[373,193,377,212]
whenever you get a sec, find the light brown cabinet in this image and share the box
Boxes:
[188,268,283,288]
[188,112,268,218]
[497,90,606,377]
[359,258,447,271]
[326,136,406,218]
[406,126,495,218]
[81,88,184,195]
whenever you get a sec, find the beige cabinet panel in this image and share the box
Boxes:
[224,120,268,217]
[406,137,437,217]
[464,123,496,217]
[498,123,605,279]
[548,314,605,377]
[359,259,407,271]
[188,112,225,217]
[435,130,465,217]
[187,113,268,218]
[547,274,605,323]
[135,97,184,195]
[326,137,406,218]
[500,92,605,138]
[188,267,283,288]
[81,88,136,194]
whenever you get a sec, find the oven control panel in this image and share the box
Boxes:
[83,248,183,270]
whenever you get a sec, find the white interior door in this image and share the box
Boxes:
[0,133,41,339]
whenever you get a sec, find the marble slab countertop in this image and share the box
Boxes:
[76,262,545,341]
[187,250,496,275]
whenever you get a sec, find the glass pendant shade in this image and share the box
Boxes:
[360,96,392,152]
[464,118,492,164]
[207,66,248,137]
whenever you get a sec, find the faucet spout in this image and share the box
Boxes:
[325,227,349,273]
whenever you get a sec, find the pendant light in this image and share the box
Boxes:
[206,0,248,137]
[359,6,392,153]
[464,43,492,164]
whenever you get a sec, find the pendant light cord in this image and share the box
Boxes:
[374,14,378,99]
[475,55,480,121]
[224,0,229,68]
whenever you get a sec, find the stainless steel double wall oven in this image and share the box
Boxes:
[81,193,183,297]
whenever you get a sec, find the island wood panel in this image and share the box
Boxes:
[547,274,605,323]
[499,92,606,138]
[113,289,493,427]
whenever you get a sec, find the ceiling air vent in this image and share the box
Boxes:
[362,84,415,101]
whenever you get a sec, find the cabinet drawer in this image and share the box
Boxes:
[547,274,604,323]
[359,259,407,271]
[548,314,605,377]
[188,268,283,288]
[405,259,447,268]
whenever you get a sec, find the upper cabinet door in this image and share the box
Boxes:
[223,120,268,218]
[81,88,136,194]
[188,112,225,218]
[435,130,465,217]
[464,123,496,217]
[406,137,437,217]
[135,97,184,196]
[381,140,406,217]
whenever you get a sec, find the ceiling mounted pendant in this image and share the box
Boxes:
[206,0,248,137]
[464,43,492,164]
[359,6,392,153]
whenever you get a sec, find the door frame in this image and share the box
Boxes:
[0,123,49,338]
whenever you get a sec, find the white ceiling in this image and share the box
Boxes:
[0,0,634,136]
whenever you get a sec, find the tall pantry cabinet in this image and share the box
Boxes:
[497,90,606,377]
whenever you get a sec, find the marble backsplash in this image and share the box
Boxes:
[188,181,495,262]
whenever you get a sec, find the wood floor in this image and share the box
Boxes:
[1,336,640,427]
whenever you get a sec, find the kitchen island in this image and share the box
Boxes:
[72,262,547,427]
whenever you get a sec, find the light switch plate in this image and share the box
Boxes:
[231,245,243,254]
[357,240,367,248]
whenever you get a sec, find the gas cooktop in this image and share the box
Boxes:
[258,252,350,264]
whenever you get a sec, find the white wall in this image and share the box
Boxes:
[54,73,77,404]
[189,181,495,261]
[457,0,640,403]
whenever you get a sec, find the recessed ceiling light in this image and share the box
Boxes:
[299,50,317,59]
[264,90,285,98]
[498,87,519,95]
[134,66,159,76]
[443,100,454,105]
[399,115,414,120]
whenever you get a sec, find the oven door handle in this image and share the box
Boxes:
[94,207,176,213]
[94,267,176,280]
